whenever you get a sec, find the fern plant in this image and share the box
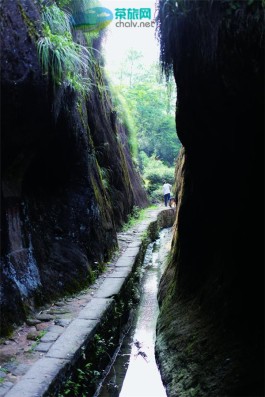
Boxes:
[37,4,93,95]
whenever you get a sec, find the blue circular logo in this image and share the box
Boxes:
[72,7,113,32]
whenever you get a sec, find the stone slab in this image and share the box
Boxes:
[115,256,135,268]
[34,342,53,352]
[47,325,64,334]
[127,241,142,248]
[135,224,150,233]
[78,298,113,320]
[3,363,18,373]
[93,277,126,298]
[40,332,60,343]
[54,319,71,327]
[0,382,14,396]
[46,318,98,360]
[108,267,132,278]
[5,358,69,397]
[35,314,54,321]
[11,364,31,376]
[47,308,71,315]
[124,247,141,257]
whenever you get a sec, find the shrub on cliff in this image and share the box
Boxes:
[37,3,93,95]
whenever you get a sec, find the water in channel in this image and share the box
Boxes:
[97,228,172,397]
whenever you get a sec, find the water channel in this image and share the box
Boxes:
[96,227,172,397]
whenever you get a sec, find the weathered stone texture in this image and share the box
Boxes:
[0,0,148,335]
[156,1,264,396]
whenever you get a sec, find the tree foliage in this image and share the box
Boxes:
[140,152,175,202]
[110,51,181,167]
[108,49,181,201]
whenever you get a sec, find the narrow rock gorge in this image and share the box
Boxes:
[0,0,148,336]
[156,1,264,396]
[1,0,264,396]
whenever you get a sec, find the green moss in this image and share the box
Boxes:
[89,171,117,260]
[118,139,133,191]
[18,1,39,42]
[110,84,138,161]
[92,63,112,121]
[90,173,108,213]
[76,98,88,131]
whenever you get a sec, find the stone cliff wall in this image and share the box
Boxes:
[0,0,148,335]
[156,1,264,396]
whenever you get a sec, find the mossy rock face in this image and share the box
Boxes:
[156,1,264,396]
[86,66,149,228]
[0,0,148,335]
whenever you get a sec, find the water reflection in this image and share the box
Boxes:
[98,228,172,397]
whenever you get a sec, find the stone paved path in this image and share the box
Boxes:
[0,206,173,397]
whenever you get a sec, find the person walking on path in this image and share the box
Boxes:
[162,180,172,207]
